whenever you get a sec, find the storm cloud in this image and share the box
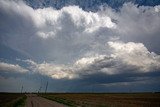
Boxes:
[0,0,160,92]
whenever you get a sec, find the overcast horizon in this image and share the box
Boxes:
[0,0,160,93]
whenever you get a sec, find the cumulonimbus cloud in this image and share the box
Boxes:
[0,0,160,80]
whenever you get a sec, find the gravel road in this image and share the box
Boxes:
[25,94,68,107]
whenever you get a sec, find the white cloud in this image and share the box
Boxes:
[75,55,105,67]
[23,59,78,79]
[0,0,116,63]
[108,41,160,72]
[36,31,56,39]
[21,41,160,79]
[112,3,160,51]
[72,41,160,76]
[155,5,160,12]
[36,63,76,79]
[0,62,28,73]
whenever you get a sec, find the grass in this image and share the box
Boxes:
[0,93,26,107]
[12,96,26,107]
[40,94,77,107]
[39,93,160,107]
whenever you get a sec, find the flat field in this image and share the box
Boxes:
[0,93,26,107]
[40,93,160,107]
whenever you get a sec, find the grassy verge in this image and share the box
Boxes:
[12,96,27,107]
[40,94,77,107]
[0,93,26,107]
[40,94,109,107]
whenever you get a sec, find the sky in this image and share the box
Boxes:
[0,0,160,92]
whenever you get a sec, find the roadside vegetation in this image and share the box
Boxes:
[40,93,160,107]
[40,93,76,107]
[0,93,26,107]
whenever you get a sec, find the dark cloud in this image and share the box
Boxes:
[0,0,160,92]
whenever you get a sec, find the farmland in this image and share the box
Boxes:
[0,93,26,107]
[1,93,160,107]
[40,93,160,107]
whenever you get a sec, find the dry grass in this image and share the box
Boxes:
[0,93,26,107]
[40,93,160,107]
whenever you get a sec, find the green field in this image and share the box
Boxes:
[0,93,26,107]
[40,93,160,107]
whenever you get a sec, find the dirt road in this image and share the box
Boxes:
[25,94,68,107]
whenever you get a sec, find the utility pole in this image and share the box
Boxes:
[21,86,23,93]
[38,78,42,93]
[45,81,48,93]
[38,86,42,93]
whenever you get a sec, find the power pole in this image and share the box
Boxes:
[38,86,42,93]
[45,81,48,93]
[38,78,42,93]
[21,86,23,93]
